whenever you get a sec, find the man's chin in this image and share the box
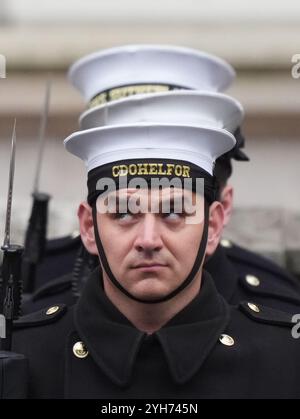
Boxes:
[127,279,175,302]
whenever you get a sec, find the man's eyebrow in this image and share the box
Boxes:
[160,195,182,203]
[114,195,129,201]
[157,195,184,211]
[114,195,131,207]
[159,192,190,202]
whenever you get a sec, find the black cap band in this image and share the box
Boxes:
[87,159,218,206]
[89,83,190,108]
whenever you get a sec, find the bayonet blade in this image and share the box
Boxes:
[3,119,17,248]
[0,120,23,350]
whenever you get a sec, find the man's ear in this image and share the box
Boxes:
[78,202,98,255]
[206,201,224,256]
[220,184,234,227]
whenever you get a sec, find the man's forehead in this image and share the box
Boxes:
[106,187,196,199]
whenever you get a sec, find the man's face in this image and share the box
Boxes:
[95,187,204,301]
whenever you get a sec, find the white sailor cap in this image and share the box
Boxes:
[64,124,236,176]
[79,91,244,134]
[68,45,235,107]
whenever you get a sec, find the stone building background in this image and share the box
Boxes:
[0,0,299,276]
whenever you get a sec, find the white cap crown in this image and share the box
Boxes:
[80,91,244,133]
[69,44,235,103]
[64,124,236,176]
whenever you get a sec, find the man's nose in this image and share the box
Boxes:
[134,214,163,253]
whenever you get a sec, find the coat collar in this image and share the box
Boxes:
[74,268,230,387]
[205,244,239,301]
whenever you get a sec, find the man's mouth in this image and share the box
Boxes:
[132,263,168,271]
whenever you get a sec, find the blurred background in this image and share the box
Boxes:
[0,0,300,273]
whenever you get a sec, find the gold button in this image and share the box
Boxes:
[245,275,260,287]
[219,334,235,347]
[46,306,60,316]
[221,239,232,248]
[73,341,89,359]
[248,303,260,313]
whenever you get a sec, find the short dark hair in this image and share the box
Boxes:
[213,127,249,200]
[214,155,233,200]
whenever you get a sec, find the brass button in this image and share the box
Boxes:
[221,239,232,248]
[46,306,60,316]
[73,341,89,359]
[248,303,260,313]
[246,275,260,287]
[219,334,235,347]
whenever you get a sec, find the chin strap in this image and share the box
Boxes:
[92,201,209,304]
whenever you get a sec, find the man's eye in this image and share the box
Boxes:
[115,212,134,221]
[163,210,184,221]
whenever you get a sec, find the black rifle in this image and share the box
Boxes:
[0,120,23,351]
[22,81,52,293]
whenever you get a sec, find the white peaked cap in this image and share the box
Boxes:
[68,45,235,103]
[79,91,244,133]
[64,124,236,176]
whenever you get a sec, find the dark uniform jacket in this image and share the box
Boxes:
[206,242,300,313]
[22,239,300,314]
[12,268,300,399]
[34,235,82,289]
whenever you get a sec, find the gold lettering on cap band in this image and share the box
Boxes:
[89,84,180,108]
[137,163,149,176]
[182,166,191,177]
[118,165,128,176]
[175,165,183,176]
[89,92,107,108]
[111,163,191,178]
[149,163,158,175]
[128,164,138,176]
[157,163,167,176]
[166,164,175,175]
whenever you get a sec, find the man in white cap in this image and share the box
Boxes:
[20,45,235,295]
[6,122,300,399]
[65,46,300,313]
[23,45,300,314]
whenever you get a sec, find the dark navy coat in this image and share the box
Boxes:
[10,268,300,399]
